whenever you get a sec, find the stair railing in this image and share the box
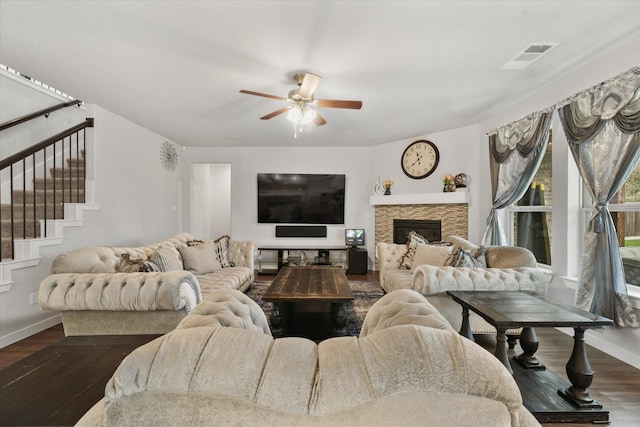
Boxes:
[1,118,94,260]
[0,99,83,132]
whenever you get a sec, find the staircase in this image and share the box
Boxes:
[1,115,98,294]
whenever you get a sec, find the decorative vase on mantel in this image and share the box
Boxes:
[383,179,393,195]
[444,183,457,192]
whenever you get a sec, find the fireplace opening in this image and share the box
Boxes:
[393,219,441,244]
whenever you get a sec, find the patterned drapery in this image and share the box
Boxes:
[558,67,640,327]
[482,110,553,245]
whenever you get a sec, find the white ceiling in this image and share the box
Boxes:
[1,1,639,148]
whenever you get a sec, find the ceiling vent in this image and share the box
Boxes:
[500,43,559,70]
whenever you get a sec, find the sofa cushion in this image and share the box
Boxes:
[180,241,223,274]
[149,246,183,272]
[196,266,254,296]
[409,243,452,271]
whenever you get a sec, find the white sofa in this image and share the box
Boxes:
[76,288,540,427]
[38,233,255,335]
[376,235,550,335]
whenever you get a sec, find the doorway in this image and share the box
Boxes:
[190,163,231,240]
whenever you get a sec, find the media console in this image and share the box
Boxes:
[257,246,347,274]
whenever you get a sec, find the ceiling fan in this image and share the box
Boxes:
[239,72,362,127]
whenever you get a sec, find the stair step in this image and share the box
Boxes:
[34,177,84,191]
[66,157,85,167]
[1,203,65,219]
[13,189,85,204]
[1,220,41,239]
[49,167,85,179]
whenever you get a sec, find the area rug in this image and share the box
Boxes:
[246,280,385,336]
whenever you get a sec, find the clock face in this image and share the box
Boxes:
[401,140,439,179]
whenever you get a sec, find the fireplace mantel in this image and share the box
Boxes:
[370,191,469,206]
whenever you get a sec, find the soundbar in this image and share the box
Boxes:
[275,225,327,238]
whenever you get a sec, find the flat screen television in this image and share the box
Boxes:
[345,228,365,248]
[257,173,345,224]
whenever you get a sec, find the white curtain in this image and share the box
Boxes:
[482,111,553,246]
[558,67,640,327]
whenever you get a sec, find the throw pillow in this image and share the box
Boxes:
[179,241,223,275]
[409,243,453,272]
[149,246,183,272]
[445,246,488,268]
[213,235,233,268]
[399,231,429,269]
[117,253,159,273]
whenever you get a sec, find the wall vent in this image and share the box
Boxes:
[500,43,559,70]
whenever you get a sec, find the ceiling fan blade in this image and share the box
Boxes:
[239,89,287,102]
[260,106,291,120]
[298,73,322,99]
[314,113,327,126]
[316,99,363,109]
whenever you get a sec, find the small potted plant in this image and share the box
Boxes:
[442,174,456,192]
[383,179,393,195]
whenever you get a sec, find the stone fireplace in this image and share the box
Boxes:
[371,192,469,268]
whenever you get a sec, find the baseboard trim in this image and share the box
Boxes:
[0,314,61,349]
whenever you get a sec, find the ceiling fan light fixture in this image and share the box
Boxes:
[287,104,317,125]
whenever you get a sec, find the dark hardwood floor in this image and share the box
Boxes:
[1,271,639,426]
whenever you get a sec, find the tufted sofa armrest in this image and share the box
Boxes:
[412,265,548,296]
[375,242,407,274]
[360,289,454,336]
[228,240,255,271]
[176,288,270,335]
[38,270,202,312]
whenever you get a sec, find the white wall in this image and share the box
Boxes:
[181,145,374,259]
[0,99,184,346]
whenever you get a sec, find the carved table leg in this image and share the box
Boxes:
[514,327,544,369]
[495,328,513,375]
[332,302,349,336]
[559,327,603,409]
[459,305,475,342]
[270,303,285,338]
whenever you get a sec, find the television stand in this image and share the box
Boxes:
[257,246,347,274]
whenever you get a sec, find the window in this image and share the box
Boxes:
[508,135,553,266]
[581,163,640,287]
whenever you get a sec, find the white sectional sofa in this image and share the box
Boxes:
[38,233,254,335]
[376,235,550,335]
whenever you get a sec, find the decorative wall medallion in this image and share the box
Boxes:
[160,141,178,172]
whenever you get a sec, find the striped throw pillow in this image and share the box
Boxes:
[179,241,222,274]
[149,246,183,272]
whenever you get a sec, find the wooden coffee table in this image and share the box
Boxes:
[262,266,354,339]
[448,290,613,423]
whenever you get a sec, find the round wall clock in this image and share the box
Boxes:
[401,140,439,179]
[160,141,178,172]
